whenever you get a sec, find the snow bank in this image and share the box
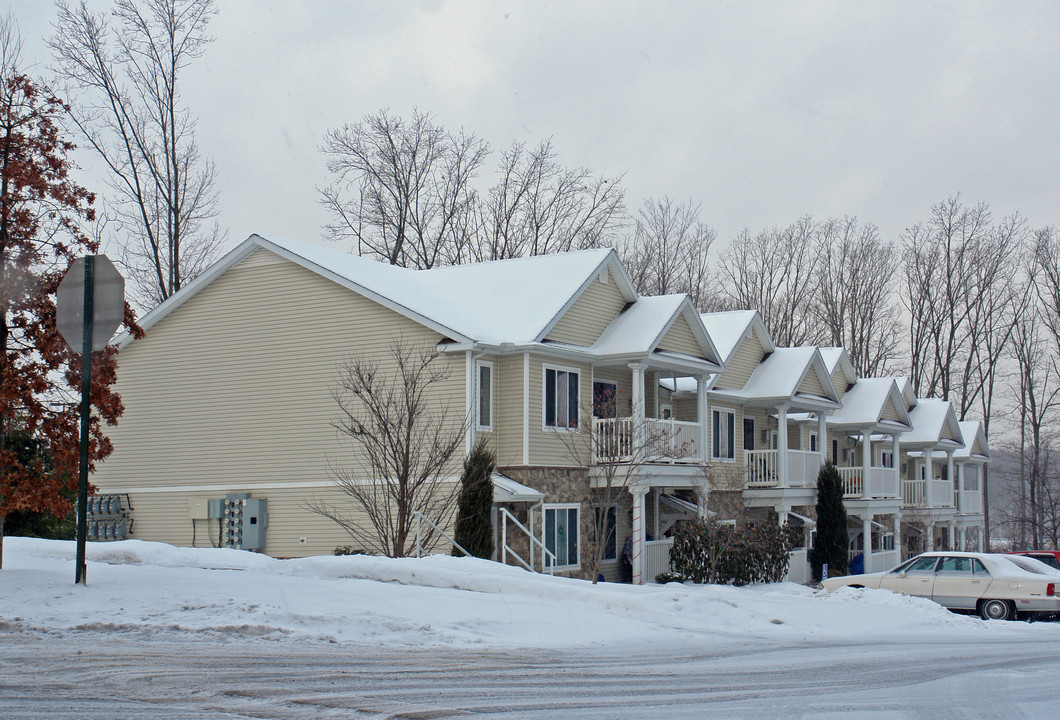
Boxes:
[2,537,1056,650]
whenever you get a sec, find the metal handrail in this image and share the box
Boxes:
[413,511,472,559]
[499,507,557,574]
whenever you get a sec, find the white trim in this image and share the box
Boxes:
[96,478,458,494]
[542,363,582,433]
[543,503,581,571]
[476,360,494,431]
[523,353,531,465]
[710,405,737,461]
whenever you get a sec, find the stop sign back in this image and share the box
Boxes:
[57,255,125,353]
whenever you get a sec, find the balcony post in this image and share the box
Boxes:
[631,485,647,585]
[697,375,709,462]
[956,461,965,514]
[861,513,873,573]
[948,521,957,551]
[893,512,902,561]
[891,434,901,498]
[777,404,789,488]
[946,451,956,508]
[817,412,828,465]
[861,428,872,499]
[926,521,935,552]
[629,362,646,459]
[924,447,934,506]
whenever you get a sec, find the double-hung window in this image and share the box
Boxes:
[712,408,735,460]
[544,504,580,569]
[477,361,493,431]
[544,366,579,430]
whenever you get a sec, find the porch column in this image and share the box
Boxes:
[861,514,873,573]
[777,404,789,488]
[861,428,872,499]
[818,413,828,465]
[956,462,965,514]
[946,451,956,508]
[925,448,934,506]
[893,512,903,561]
[891,434,901,499]
[948,521,957,551]
[977,523,984,551]
[697,375,709,462]
[696,481,709,519]
[631,485,647,585]
[629,362,646,458]
[926,521,935,552]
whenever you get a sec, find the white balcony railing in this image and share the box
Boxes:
[902,479,925,507]
[902,479,959,509]
[959,489,983,515]
[592,417,701,464]
[838,466,898,499]
[745,449,822,488]
[929,479,953,507]
[645,538,674,582]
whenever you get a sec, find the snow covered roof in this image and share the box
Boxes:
[492,472,545,503]
[124,234,639,349]
[883,376,917,411]
[826,378,911,432]
[955,421,990,461]
[900,398,965,449]
[711,346,839,409]
[590,295,721,366]
[699,310,774,363]
[819,347,857,387]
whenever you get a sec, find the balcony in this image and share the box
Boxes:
[745,449,822,488]
[958,489,983,515]
[902,479,956,508]
[592,417,702,464]
[836,466,899,499]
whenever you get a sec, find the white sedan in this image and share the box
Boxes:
[822,551,1060,620]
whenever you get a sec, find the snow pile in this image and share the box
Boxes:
[2,537,1055,650]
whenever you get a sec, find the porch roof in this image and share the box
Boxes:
[710,347,840,410]
[899,398,965,450]
[492,472,545,503]
[825,378,911,431]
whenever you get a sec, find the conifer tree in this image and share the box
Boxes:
[810,463,849,582]
[452,440,495,559]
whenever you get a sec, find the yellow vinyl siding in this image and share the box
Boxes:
[797,366,827,398]
[93,250,466,557]
[657,314,705,358]
[941,419,962,444]
[714,337,764,390]
[545,271,627,346]
[880,395,902,423]
[831,367,851,399]
[493,353,525,467]
[592,367,633,417]
[528,354,592,466]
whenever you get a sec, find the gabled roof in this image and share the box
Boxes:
[819,347,858,387]
[900,398,965,450]
[123,234,634,348]
[699,310,774,363]
[590,295,721,367]
[711,346,839,410]
[826,378,911,432]
[884,376,917,412]
[955,421,990,461]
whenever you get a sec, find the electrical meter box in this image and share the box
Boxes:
[218,493,267,551]
[241,498,267,550]
[187,498,209,520]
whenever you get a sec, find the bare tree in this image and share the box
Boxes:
[716,217,824,346]
[901,196,1025,415]
[619,196,716,310]
[476,139,625,261]
[814,217,902,376]
[319,108,487,269]
[50,0,225,308]
[306,340,465,558]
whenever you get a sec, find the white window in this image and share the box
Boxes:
[711,408,735,460]
[477,361,493,430]
[809,432,818,453]
[544,504,580,569]
[544,366,580,430]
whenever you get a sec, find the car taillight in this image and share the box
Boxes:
[1048,583,1055,597]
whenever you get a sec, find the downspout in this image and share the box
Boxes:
[465,347,487,455]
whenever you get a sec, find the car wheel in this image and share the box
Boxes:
[980,599,1014,621]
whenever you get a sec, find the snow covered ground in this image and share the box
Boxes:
[4,537,1060,718]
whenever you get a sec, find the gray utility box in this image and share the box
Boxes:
[219,493,267,551]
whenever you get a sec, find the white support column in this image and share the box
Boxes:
[631,486,647,585]
[946,451,956,508]
[652,487,659,539]
[948,521,957,551]
[956,461,965,514]
[861,428,872,499]
[630,362,646,458]
[977,523,984,551]
[926,521,935,552]
[891,434,901,499]
[777,405,789,488]
[925,448,934,506]
[861,514,873,573]
[893,512,903,561]
[697,375,709,463]
[696,482,709,519]
[818,413,828,465]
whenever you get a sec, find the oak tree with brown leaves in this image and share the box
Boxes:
[0,30,139,567]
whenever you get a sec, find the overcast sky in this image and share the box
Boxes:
[9,1,1060,257]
